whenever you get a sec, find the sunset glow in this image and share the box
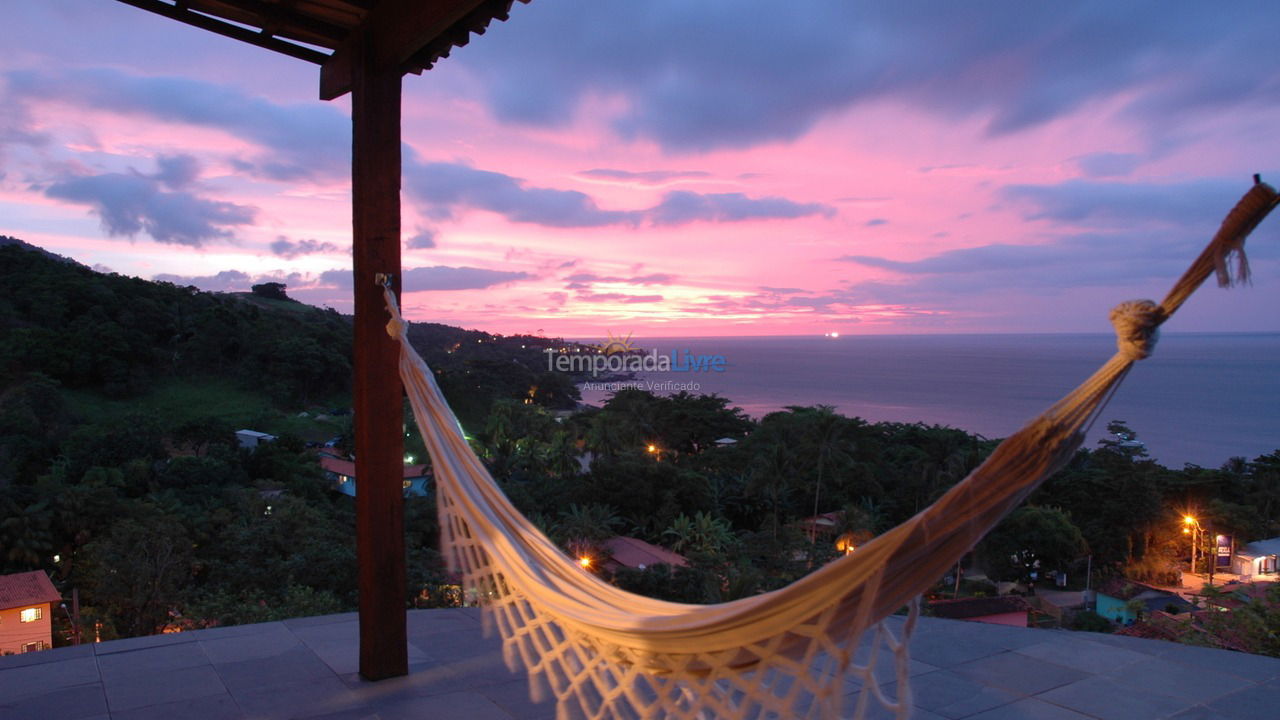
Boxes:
[2,2,1278,337]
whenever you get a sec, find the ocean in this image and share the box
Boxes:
[574,333,1280,469]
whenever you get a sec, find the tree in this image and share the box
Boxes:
[663,512,734,555]
[978,506,1087,592]
[81,517,195,637]
[556,503,621,544]
[250,282,289,301]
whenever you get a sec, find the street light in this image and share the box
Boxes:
[1183,515,1202,574]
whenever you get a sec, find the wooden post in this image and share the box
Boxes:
[351,28,407,681]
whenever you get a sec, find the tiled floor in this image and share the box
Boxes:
[2,609,1279,719]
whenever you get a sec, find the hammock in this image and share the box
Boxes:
[386,181,1278,720]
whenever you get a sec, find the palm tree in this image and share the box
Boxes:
[1,501,54,570]
[557,503,621,544]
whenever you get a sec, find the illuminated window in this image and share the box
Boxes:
[20,607,42,623]
[21,641,46,652]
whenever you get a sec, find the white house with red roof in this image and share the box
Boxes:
[317,450,431,497]
[0,570,62,655]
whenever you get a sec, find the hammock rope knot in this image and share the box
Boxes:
[1109,299,1163,360]
[385,312,407,340]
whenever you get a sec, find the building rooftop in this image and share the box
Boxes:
[318,455,429,479]
[3,608,1280,719]
[0,570,61,610]
[1237,537,1280,560]
[602,536,688,570]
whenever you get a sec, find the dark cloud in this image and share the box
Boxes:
[1001,178,1259,228]
[1075,152,1142,178]
[865,218,888,227]
[270,236,340,259]
[403,265,532,291]
[6,67,349,180]
[319,265,532,292]
[44,170,255,247]
[578,168,710,184]
[648,191,833,225]
[835,175,1280,306]
[564,272,675,285]
[838,230,1207,307]
[152,154,200,189]
[404,159,830,228]
[404,159,638,227]
[457,1,1279,151]
[406,229,437,249]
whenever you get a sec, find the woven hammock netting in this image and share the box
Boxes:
[383,181,1278,720]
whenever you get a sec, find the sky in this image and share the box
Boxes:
[2,1,1279,338]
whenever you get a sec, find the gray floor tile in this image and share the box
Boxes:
[1152,641,1280,683]
[200,625,301,664]
[1037,675,1192,720]
[339,661,470,699]
[950,651,1088,696]
[108,693,244,720]
[7,609,1280,720]
[230,674,361,718]
[213,644,338,694]
[1109,655,1254,704]
[1014,636,1148,674]
[348,689,514,720]
[293,618,429,676]
[0,656,100,703]
[906,629,1009,669]
[1202,681,1280,720]
[1166,707,1230,720]
[965,697,1095,720]
[103,664,228,713]
[477,676,554,718]
[886,669,1020,719]
[0,681,107,720]
[96,640,211,682]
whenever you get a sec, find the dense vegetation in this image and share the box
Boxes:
[2,240,1278,652]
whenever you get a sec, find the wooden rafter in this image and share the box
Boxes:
[114,0,334,64]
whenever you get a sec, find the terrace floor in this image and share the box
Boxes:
[3,608,1280,719]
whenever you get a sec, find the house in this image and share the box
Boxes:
[927,596,1031,627]
[1096,578,1193,624]
[1233,537,1280,579]
[235,429,277,449]
[602,536,688,573]
[318,454,430,497]
[0,570,62,655]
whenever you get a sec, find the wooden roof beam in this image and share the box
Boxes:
[116,0,331,64]
[318,0,488,100]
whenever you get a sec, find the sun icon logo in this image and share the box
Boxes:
[597,330,636,355]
